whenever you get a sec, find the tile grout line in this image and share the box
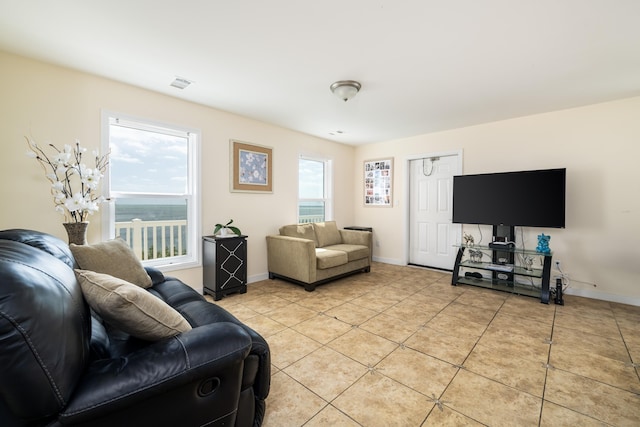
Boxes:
[612,305,640,383]
[538,302,558,426]
[234,264,640,426]
[288,273,446,426]
[424,292,509,424]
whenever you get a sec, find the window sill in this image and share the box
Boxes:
[143,258,200,273]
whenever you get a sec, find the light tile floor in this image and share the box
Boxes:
[209,262,640,426]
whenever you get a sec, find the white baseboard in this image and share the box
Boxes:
[372,256,403,265]
[564,287,640,307]
[248,272,270,284]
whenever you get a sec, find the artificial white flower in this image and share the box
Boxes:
[85,200,99,214]
[26,138,109,223]
[65,193,86,212]
[53,151,72,167]
[84,176,98,189]
[54,191,66,203]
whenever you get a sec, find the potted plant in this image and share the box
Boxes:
[213,219,241,237]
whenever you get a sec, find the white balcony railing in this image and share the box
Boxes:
[298,214,325,224]
[115,218,187,261]
[116,216,325,261]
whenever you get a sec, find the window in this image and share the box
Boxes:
[102,112,200,270]
[298,156,332,223]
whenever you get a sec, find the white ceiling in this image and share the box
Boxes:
[1,1,639,145]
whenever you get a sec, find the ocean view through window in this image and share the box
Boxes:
[298,156,332,223]
[115,198,188,259]
[103,112,200,268]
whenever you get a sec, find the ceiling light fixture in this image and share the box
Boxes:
[330,80,361,102]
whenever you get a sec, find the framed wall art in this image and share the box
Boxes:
[364,158,393,207]
[230,140,273,193]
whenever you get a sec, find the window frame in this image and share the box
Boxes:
[297,154,333,223]
[101,110,201,271]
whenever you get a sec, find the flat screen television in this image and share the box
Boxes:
[452,168,566,228]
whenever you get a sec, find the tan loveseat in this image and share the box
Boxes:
[266,221,372,291]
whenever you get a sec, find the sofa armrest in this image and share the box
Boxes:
[340,229,373,262]
[266,235,316,283]
[144,266,166,286]
[59,323,252,425]
[340,229,373,247]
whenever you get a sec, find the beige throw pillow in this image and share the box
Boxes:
[70,238,152,288]
[76,269,191,341]
[279,223,318,246]
[313,221,342,247]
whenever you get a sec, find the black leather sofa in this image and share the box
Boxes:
[0,229,270,427]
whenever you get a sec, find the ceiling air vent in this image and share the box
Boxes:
[170,77,192,89]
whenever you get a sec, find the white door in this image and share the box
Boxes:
[408,154,460,270]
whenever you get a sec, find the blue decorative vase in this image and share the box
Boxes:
[536,233,550,254]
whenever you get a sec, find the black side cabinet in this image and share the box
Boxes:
[202,235,247,301]
[344,226,373,232]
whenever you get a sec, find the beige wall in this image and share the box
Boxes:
[0,51,355,289]
[355,97,640,304]
[2,50,639,304]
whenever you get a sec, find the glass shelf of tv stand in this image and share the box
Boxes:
[458,260,545,278]
[454,244,552,258]
[452,245,553,303]
[455,275,543,299]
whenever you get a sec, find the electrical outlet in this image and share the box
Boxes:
[555,260,561,270]
[375,240,380,247]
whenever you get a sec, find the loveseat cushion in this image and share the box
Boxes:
[315,248,348,269]
[279,223,318,246]
[323,244,370,262]
[313,221,342,247]
[76,270,192,340]
[70,238,152,288]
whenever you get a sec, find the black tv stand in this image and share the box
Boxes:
[451,225,553,303]
[491,225,515,283]
[492,225,514,242]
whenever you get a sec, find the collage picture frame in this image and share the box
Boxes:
[364,158,393,207]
